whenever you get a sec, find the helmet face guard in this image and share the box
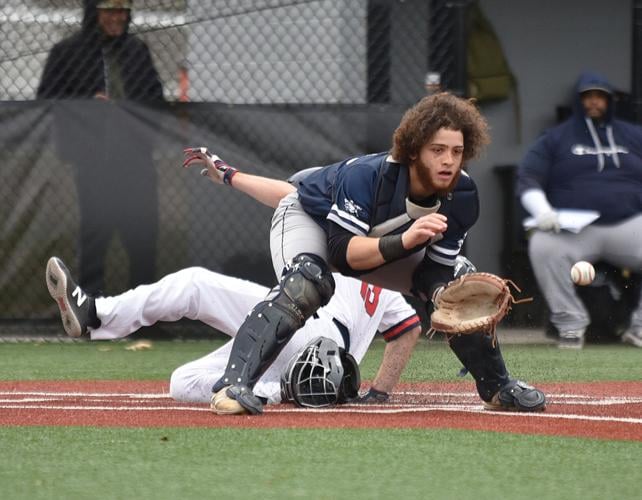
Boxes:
[280,337,360,408]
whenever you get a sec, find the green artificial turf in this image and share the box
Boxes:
[1,339,640,382]
[1,426,639,500]
[2,339,640,500]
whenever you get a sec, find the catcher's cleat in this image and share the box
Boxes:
[483,380,546,412]
[211,385,264,415]
[46,257,98,337]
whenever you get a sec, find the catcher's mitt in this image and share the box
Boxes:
[430,272,528,344]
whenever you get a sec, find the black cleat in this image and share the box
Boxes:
[483,379,546,412]
[45,257,95,337]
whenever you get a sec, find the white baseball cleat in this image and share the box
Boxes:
[622,327,642,347]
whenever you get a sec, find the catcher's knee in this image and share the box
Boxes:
[275,253,335,319]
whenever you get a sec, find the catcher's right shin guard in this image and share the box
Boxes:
[213,254,335,394]
[447,332,511,402]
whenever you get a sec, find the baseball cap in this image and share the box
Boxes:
[578,82,612,95]
[96,0,132,9]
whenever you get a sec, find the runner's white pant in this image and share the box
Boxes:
[90,267,349,404]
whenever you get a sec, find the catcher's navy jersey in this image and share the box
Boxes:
[297,152,479,266]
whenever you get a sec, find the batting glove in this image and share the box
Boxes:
[535,210,561,233]
[182,147,238,185]
[353,387,390,404]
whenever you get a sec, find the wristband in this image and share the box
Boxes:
[222,167,238,186]
[378,234,412,262]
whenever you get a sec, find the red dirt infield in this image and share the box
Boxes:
[1,380,641,442]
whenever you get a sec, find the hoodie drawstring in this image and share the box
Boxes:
[585,118,605,171]
[584,118,621,171]
[605,125,621,168]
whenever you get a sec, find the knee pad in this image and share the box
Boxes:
[213,254,335,391]
[274,253,335,320]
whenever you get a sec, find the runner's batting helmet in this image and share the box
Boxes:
[280,337,360,408]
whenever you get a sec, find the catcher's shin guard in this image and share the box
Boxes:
[212,254,335,394]
[447,331,511,402]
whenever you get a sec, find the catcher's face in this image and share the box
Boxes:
[409,127,464,198]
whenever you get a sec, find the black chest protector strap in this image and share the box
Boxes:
[212,253,335,392]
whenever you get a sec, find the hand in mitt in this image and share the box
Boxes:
[430,273,525,342]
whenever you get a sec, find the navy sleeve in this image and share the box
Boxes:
[327,161,378,235]
[516,133,553,197]
[327,222,358,275]
[411,257,456,302]
[426,174,479,267]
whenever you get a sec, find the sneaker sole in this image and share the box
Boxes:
[211,388,249,415]
[622,333,642,348]
[483,400,546,412]
[557,339,584,350]
[46,257,83,338]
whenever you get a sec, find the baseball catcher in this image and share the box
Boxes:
[181,140,548,415]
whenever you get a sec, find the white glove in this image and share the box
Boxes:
[535,210,561,233]
[182,147,237,185]
[521,189,561,233]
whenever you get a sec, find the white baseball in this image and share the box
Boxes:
[570,261,595,286]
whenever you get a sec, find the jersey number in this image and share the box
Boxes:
[360,282,382,317]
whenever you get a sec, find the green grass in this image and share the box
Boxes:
[2,426,640,500]
[1,338,640,382]
[1,339,640,500]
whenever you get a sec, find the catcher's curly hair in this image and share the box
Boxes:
[391,92,490,166]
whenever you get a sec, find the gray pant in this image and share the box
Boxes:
[270,192,425,295]
[528,214,642,332]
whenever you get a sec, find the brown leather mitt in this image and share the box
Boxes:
[430,273,523,342]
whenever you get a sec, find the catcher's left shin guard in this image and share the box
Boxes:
[212,254,335,394]
[447,332,510,402]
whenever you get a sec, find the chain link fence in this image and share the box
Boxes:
[0,0,462,337]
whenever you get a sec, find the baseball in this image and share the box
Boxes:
[570,261,595,286]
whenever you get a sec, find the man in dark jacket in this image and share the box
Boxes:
[517,71,642,349]
[38,0,163,100]
[38,0,162,294]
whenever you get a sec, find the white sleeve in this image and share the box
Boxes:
[377,292,422,342]
[520,188,554,218]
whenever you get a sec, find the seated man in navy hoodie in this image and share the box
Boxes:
[517,71,642,349]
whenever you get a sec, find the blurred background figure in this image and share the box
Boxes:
[424,72,442,95]
[516,71,642,350]
[37,0,163,295]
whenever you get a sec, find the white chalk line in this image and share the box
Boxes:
[0,389,641,426]
[1,402,640,425]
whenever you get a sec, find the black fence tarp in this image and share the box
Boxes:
[0,100,406,334]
